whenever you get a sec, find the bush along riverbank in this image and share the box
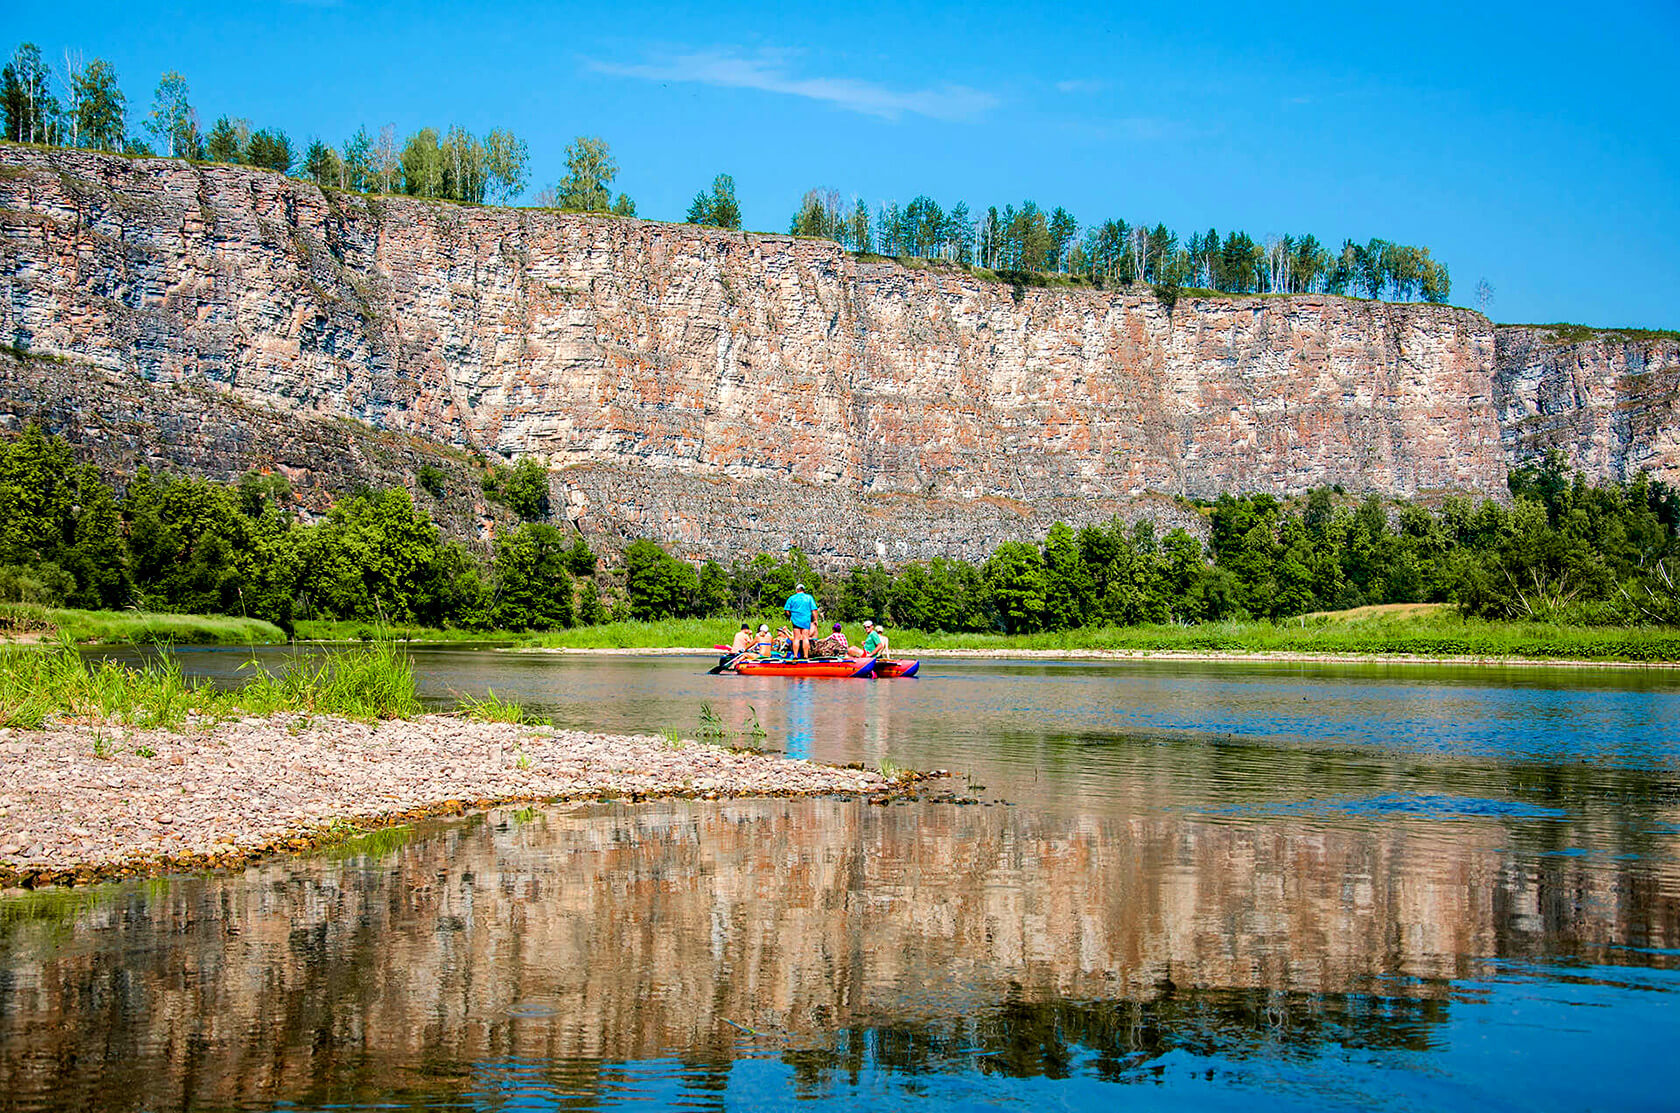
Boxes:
[0,644,902,887]
[2,421,1677,643]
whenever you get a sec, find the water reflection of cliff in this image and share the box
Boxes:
[1,798,1676,1110]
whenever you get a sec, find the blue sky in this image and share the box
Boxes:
[7,0,1678,327]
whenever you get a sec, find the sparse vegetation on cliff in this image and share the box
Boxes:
[1507,322,1680,346]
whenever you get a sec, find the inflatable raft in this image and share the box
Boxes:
[732,657,878,678]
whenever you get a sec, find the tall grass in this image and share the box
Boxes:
[236,641,420,719]
[0,641,420,729]
[291,618,506,644]
[0,605,286,646]
[454,688,529,724]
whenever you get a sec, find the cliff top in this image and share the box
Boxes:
[1499,321,1680,347]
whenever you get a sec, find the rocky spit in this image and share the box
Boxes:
[0,715,894,888]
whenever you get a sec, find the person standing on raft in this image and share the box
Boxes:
[784,582,818,660]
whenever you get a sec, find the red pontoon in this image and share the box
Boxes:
[731,657,878,678]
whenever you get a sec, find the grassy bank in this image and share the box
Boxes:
[293,606,1680,663]
[293,618,511,643]
[0,605,286,646]
[0,641,422,728]
[29,607,1680,663]
[908,608,1680,663]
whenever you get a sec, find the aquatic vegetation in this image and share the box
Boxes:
[457,688,529,724]
[698,702,728,745]
[697,702,770,752]
[323,823,414,861]
[235,641,420,720]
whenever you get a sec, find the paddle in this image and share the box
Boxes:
[708,648,749,675]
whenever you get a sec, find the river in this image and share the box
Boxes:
[2,650,1678,1110]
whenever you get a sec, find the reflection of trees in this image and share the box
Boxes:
[780,983,1449,1090]
[0,798,1675,1110]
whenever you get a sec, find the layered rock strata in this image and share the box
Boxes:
[1493,326,1680,482]
[1,145,1673,563]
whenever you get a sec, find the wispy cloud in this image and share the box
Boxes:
[1054,78,1108,95]
[587,48,999,122]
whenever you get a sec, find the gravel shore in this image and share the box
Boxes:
[0,715,892,887]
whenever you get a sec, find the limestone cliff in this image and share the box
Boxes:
[1493,325,1680,482]
[0,146,1671,562]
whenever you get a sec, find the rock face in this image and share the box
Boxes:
[1493,326,1680,483]
[0,146,1672,563]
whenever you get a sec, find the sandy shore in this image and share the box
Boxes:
[523,646,1679,669]
[0,715,893,887]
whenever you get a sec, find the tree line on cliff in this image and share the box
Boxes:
[0,43,539,206]
[1,426,1674,635]
[789,188,1450,304]
[7,39,1447,307]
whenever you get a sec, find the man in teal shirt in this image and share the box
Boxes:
[784,582,817,659]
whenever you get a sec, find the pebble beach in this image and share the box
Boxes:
[0,715,893,887]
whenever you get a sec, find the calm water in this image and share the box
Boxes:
[3,651,1678,1110]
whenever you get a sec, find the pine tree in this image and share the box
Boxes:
[687,173,741,229]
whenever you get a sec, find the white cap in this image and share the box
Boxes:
[795,582,805,590]
[758,624,769,633]
[863,620,873,627]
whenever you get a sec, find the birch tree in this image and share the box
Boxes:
[55,49,83,147]
[1475,278,1493,316]
[2,44,59,144]
[557,136,617,212]
[73,58,124,151]
[484,128,529,203]
[144,71,199,158]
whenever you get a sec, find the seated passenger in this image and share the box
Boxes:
[750,623,774,655]
[848,619,874,657]
[731,622,753,653]
[814,622,850,658]
[862,620,889,659]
